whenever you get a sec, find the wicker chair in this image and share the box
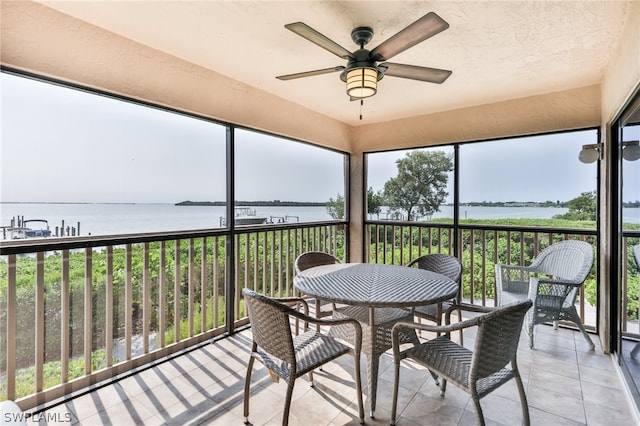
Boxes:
[390,300,533,426]
[242,288,364,426]
[294,251,339,324]
[631,245,640,358]
[495,239,594,349]
[407,254,463,328]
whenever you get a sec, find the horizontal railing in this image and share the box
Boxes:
[0,221,347,409]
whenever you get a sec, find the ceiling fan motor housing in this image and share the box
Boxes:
[339,49,384,82]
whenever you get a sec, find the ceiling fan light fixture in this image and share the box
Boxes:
[346,67,378,99]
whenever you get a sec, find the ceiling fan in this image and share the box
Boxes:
[276,12,452,100]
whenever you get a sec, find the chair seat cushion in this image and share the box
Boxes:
[256,330,350,381]
[405,336,516,398]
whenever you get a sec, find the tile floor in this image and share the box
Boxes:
[30,318,639,425]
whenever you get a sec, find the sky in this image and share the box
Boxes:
[367,130,628,204]
[2,72,639,204]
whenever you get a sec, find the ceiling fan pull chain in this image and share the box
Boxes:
[360,99,363,120]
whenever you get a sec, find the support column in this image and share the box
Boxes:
[349,151,365,263]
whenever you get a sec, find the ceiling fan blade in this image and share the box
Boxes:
[381,63,452,84]
[285,22,354,59]
[276,66,345,81]
[370,12,449,61]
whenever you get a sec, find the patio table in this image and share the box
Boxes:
[293,262,458,418]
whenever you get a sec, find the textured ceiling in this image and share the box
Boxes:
[37,1,631,126]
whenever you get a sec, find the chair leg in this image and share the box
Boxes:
[515,375,530,426]
[574,320,595,350]
[315,299,321,332]
[390,361,401,426]
[457,306,464,346]
[429,369,440,386]
[282,381,295,426]
[527,314,535,349]
[471,396,486,426]
[564,308,595,350]
[243,355,256,422]
[438,377,448,398]
[352,352,365,424]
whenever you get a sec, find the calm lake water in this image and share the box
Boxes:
[1,203,638,238]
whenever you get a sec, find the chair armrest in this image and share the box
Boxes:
[443,303,496,324]
[391,315,481,358]
[528,277,583,306]
[286,309,363,350]
[534,277,582,287]
[274,297,310,316]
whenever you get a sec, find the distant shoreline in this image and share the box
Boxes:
[175,200,327,207]
[2,200,638,208]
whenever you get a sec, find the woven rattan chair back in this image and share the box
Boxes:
[243,289,296,365]
[294,251,339,273]
[407,254,463,337]
[529,240,593,282]
[407,253,462,284]
[472,300,531,380]
[294,251,340,328]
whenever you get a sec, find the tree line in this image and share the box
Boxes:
[326,150,601,222]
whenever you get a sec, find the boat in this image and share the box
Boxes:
[219,208,301,226]
[23,219,52,237]
[1,219,52,239]
[219,207,269,227]
[234,207,269,225]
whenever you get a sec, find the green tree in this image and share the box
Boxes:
[326,193,345,219]
[383,150,453,221]
[367,187,384,219]
[554,191,597,221]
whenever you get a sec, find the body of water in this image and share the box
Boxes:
[1,203,638,238]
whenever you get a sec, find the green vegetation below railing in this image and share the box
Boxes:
[430,217,599,229]
[0,298,233,402]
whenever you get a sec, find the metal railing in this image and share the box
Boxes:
[366,221,600,329]
[0,221,346,408]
